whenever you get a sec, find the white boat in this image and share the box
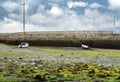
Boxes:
[18,3,29,48]
[18,42,29,48]
[81,44,89,49]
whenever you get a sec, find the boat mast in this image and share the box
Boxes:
[113,16,115,27]
[20,3,26,41]
[112,15,116,34]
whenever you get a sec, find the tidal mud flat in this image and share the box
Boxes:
[0,43,120,82]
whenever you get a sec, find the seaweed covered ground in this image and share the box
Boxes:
[0,43,120,82]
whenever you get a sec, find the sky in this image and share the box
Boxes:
[0,0,120,33]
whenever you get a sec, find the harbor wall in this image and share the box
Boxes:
[0,31,120,49]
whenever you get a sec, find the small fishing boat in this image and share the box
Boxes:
[18,42,29,48]
[81,44,89,49]
[18,3,29,48]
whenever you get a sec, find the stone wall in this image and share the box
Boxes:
[0,31,120,49]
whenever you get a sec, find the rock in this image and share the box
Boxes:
[34,75,47,82]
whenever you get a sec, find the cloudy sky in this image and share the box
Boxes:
[0,0,120,33]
